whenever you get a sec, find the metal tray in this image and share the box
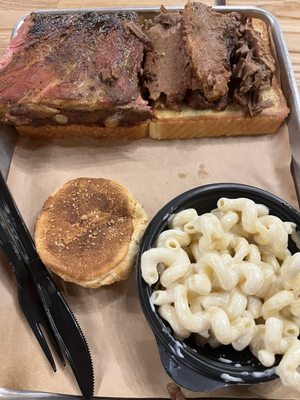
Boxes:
[0,4,300,399]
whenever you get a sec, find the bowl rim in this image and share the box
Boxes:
[136,182,300,384]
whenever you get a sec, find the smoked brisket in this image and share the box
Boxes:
[0,3,279,127]
[231,18,276,115]
[143,8,191,109]
[182,1,242,102]
[143,2,276,115]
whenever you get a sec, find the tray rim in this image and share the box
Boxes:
[1,4,300,399]
[7,4,300,200]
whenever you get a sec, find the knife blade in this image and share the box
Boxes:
[0,172,94,400]
[29,258,94,400]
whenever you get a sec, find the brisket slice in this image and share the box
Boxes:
[183,1,241,103]
[0,12,152,127]
[185,91,228,111]
[142,5,231,111]
[231,18,276,116]
[143,7,192,109]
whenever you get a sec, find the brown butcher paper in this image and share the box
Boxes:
[1,124,300,399]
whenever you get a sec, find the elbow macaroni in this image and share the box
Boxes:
[141,197,300,392]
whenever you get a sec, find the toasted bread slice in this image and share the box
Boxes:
[35,178,147,288]
[149,77,288,139]
[149,18,289,140]
[13,15,289,140]
[17,122,149,139]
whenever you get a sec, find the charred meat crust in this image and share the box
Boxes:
[182,2,242,102]
[230,18,276,116]
[0,3,279,126]
[143,8,192,109]
[142,4,239,112]
[0,11,152,127]
[143,2,276,115]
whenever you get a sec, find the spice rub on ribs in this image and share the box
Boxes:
[0,1,286,139]
[0,12,152,128]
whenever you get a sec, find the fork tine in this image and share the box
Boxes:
[0,174,94,398]
[1,239,58,371]
[31,322,57,372]
[18,277,66,368]
[40,320,66,367]
[0,197,67,369]
[0,187,67,367]
[0,230,65,370]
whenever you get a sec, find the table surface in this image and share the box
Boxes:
[0,0,299,92]
[0,1,299,398]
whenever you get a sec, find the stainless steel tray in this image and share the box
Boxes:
[0,4,300,399]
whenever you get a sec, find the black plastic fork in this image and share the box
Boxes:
[0,171,94,399]
[0,213,65,371]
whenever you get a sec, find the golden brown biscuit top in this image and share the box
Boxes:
[36,178,135,281]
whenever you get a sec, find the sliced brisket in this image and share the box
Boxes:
[231,18,276,115]
[143,7,192,109]
[185,91,228,111]
[183,1,242,102]
[0,4,278,125]
[0,12,152,127]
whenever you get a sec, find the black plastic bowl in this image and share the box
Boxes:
[136,183,300,392]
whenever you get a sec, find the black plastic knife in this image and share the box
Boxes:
[0,172,94,400]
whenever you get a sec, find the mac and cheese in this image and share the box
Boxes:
[141,197,300,391]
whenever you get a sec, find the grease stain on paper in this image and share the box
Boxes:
[197,164,208,178]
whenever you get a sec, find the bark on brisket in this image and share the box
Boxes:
[143,7,192,109]
[0,4,278,125]
[144,3,275,116]
[183,1,242,102]
[124,20,153,49]
[143,2,244,112]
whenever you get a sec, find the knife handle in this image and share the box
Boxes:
[0,171,37,260]
[1,241,31,288]
[27,256,52,282]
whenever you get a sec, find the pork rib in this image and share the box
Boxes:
[0,12,152,127]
